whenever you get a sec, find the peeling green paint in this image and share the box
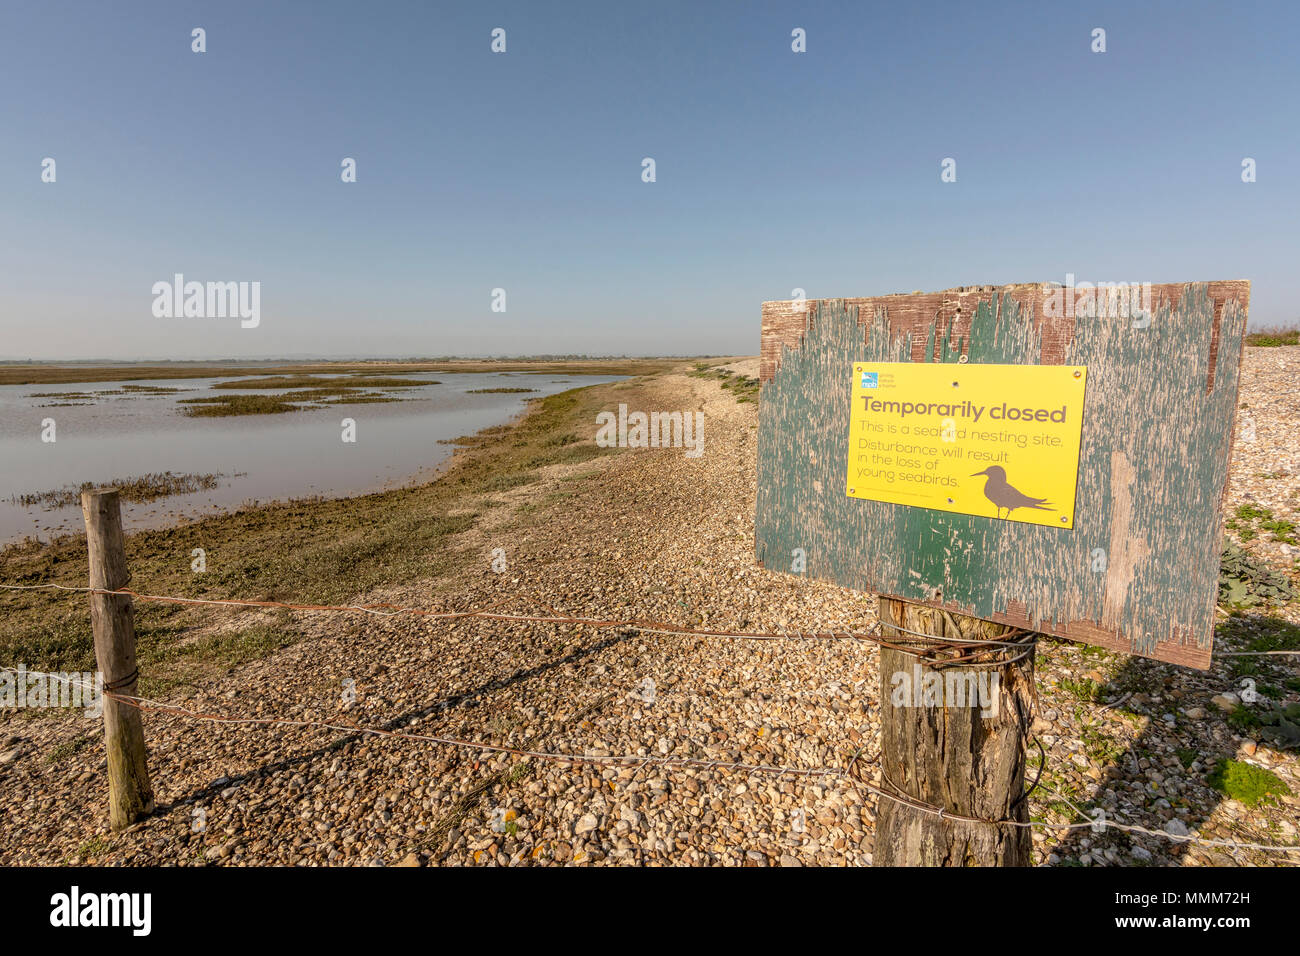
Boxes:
[756,283,1247,667]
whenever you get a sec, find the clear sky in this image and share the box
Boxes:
[2,0,1295,360]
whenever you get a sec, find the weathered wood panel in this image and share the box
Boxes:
[755,281,1250,668]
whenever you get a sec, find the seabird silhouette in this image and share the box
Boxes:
[970,465,1051,520]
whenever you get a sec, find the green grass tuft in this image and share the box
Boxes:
[1207,758,1292,807]
[1245,326,1300,347]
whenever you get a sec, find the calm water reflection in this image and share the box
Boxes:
[0,372,623,545]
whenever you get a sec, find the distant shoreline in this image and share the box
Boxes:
[0,358,687,387]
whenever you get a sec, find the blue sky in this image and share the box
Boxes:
[2,0,1295,359]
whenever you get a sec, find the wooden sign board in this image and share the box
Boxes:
[755,281,1250,669]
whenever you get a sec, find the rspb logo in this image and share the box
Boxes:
[860,371,878,389]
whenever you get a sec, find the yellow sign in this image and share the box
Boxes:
[845,362,1088,528]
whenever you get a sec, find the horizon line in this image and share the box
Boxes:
[0,353,736,365]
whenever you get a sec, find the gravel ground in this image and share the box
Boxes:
[1,350,1297,866]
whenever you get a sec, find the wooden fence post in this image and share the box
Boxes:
[874,597,1035,866]
[80,487,154,830]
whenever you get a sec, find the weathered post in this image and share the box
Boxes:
[875,599,1034,866]
[80,487,154,830]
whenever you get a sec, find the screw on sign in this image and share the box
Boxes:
[755,280,1250,866]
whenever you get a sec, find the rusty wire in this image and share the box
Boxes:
[1,582,1034,665]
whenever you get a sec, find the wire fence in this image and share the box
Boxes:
[7,581,1294,655]
[3,581,1300,859]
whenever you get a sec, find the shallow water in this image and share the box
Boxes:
[0,372,623,545]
